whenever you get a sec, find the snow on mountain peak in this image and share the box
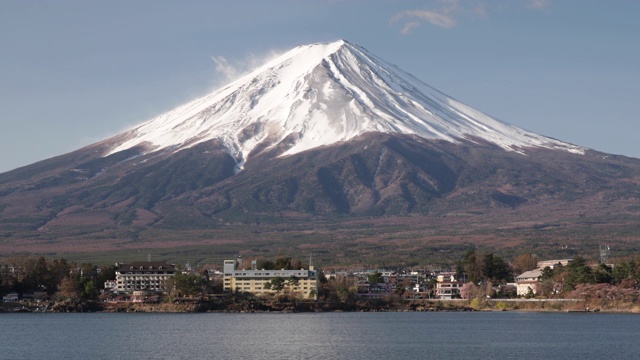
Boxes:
[106,39,584,170]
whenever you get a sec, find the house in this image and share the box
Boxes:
[104,280,117,292]
[515,269,542,296]
[435,280,464,299]
[223,258,318,299]
[356,282,393,299]
[2,292,19,302]
[411,282,432,299]
[435,273,463,299]
[114,262,176,294]
[131,290,155,303]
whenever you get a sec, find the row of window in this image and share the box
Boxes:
[228,272,307,277]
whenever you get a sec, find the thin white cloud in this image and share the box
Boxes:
[391,10,456,31]
[400,21,422,35]
[391,0,552,34]
[211,56,238,82]
[211,50,283,87]
[527,0,550,10]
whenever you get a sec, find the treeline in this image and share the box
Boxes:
[456,250,513,283]
[0,256,115,301]
[256,257,303,271]
[538,256,640,296]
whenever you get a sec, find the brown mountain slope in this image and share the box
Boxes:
[1,133,640,264]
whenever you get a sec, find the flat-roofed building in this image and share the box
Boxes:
[223,259,317,299]
[537,259,572,269]
[115,262,176,294]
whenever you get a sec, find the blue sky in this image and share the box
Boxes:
[1,0,639,173]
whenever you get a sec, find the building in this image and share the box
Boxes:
[2,292,19,302]
[104,280,117,292]
[435,273,463,299]
[115,262,176,294]
[435,280,464,299]
[515,269,542,296]
[223,258,318,299]
[356,282,393,299]
[537,259,572,269]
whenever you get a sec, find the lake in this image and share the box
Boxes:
[1,311,639,359]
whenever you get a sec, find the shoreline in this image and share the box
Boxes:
[3,297,640,314]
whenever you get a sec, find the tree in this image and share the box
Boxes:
[463,250,480,283]
[594,263,613,284]
[287,275,300,289]
[257,259,275,270]
[274,257,292,270]
[564,256,594,291]
[56,276,79,300]
[264,276,285,293]
[460,282,478,300]
[540,266,555,280]
[168,272,207,297]
[80,280,99,300]
[317,270,327,284]
[23,256,53,293]
[512,254,539,274]
[367,271,384,284]
[258,257,303,271]
[491,255,513,283]
[459,251,512,284]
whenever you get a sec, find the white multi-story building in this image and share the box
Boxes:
[115,262,176,293]
[435,273,463,299]
[223,259,318,299]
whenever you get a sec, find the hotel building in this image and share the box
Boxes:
[223,258,318,299]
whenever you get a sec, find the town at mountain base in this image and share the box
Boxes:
[4,254,640,314]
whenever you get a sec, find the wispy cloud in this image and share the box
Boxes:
[211,50,283,86]
[391,10,456,32]
[390,0,459,33]
[527,0,550,10]
[211,56,238,82]
[391,0,552,34]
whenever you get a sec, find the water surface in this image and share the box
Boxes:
[2,312,638,359]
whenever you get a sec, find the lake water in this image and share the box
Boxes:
[1,311,639,359]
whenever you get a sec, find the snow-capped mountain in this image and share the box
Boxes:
[107,40,583,171]
[5,39,640,261]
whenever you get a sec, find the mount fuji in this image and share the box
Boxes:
[1,40,639,262]
[107,40,583,170]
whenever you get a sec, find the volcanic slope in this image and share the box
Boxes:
[1,40,640,263]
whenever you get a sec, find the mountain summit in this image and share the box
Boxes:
[107,40,583,170]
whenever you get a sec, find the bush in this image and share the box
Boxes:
[470,298,482,309]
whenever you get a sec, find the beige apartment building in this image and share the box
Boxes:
[223,259,318,299]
